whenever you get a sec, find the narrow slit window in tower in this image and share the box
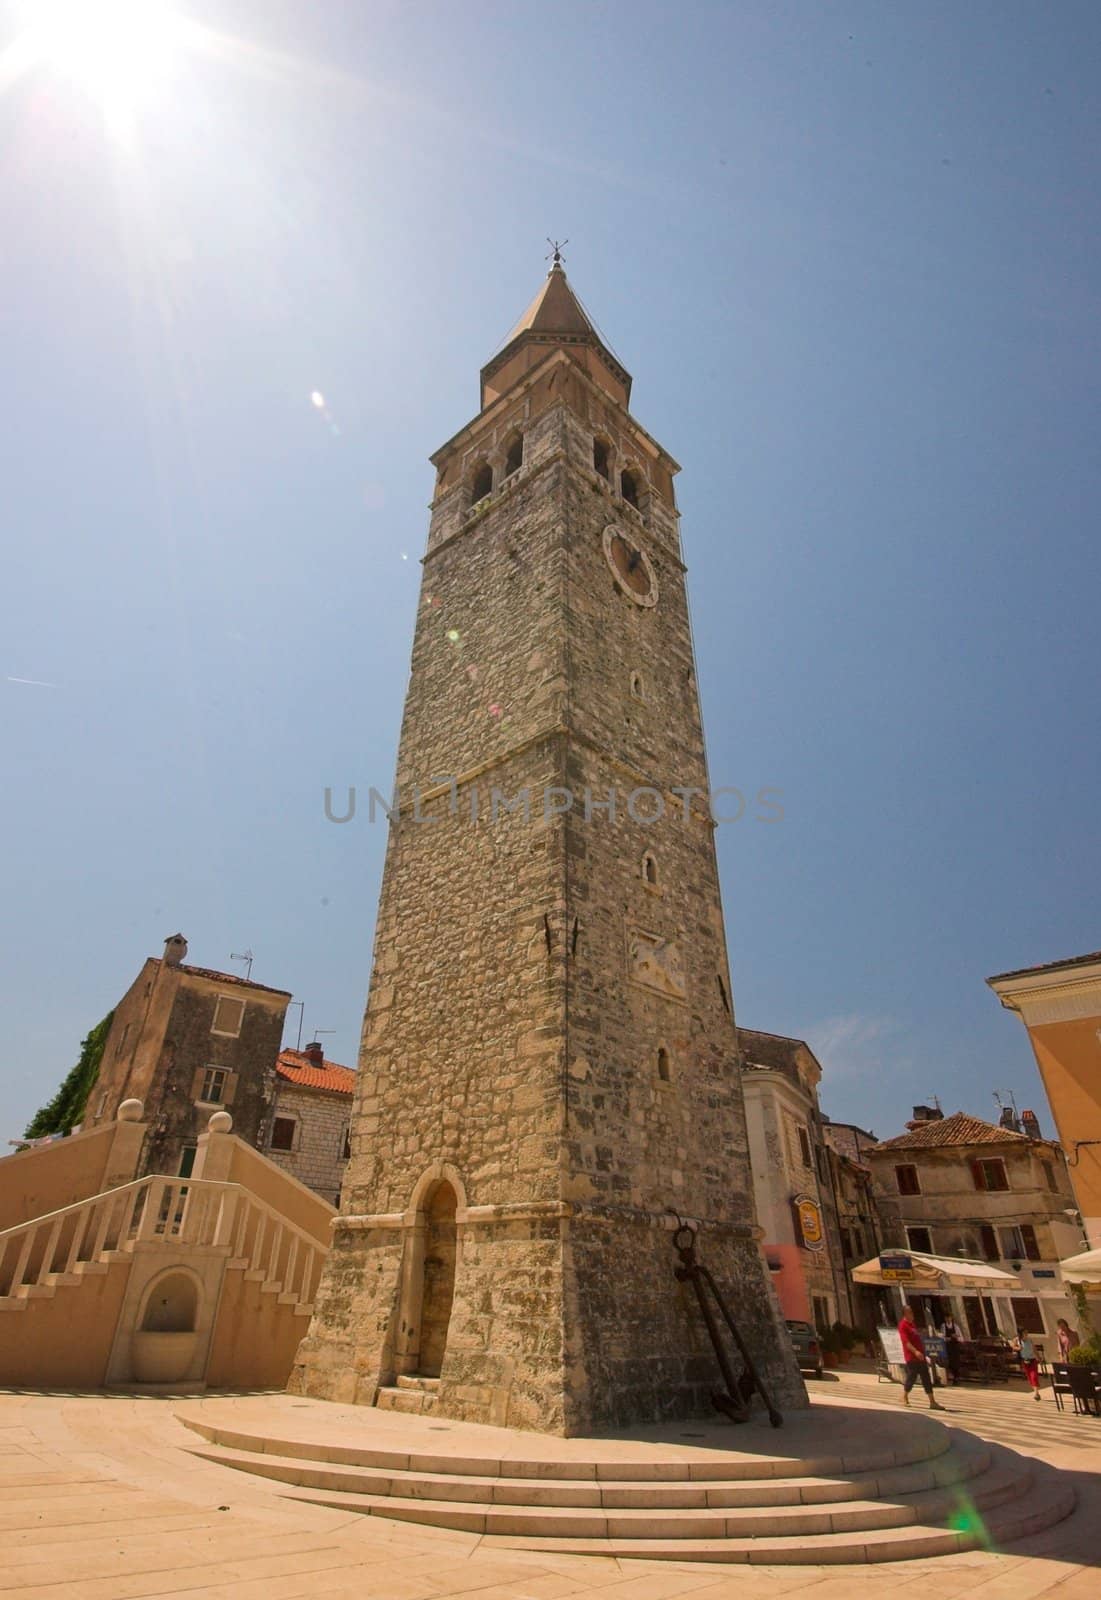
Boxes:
[504,433,523,477]
[593,437,610,479]
[620,468,640,508]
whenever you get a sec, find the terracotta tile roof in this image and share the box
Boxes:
[988,950,1101,983]
[165,960,292,998]
[871,1111,1029,1152]
[276,1049,355,1096]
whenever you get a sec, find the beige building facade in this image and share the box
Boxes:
[291,260,804,1432]
[739,1029,848,1332]
[866,1107,1098,1345]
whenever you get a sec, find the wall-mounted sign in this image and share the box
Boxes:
[794,1195,824,1252]
[878,1252,916,1282]
[1032,1269,1056,1279]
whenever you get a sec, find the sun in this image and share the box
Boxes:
[13,0,182,113]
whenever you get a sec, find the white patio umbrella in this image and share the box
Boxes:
[851,1251,1018,1290]
[1057,1247,1101,1287]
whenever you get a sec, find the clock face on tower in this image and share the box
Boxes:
[603,524,658,607]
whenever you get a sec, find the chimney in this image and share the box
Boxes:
[999,1104,1022,1133]
[304,1041,324,1067]
[1021,1108,1042,1140]
[909,1104,943,1124]
[163,933,188,968]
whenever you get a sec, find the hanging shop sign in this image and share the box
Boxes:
[878,1252,917,1282]
[794,1195,825,1252]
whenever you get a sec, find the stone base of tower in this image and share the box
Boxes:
[289,1207,806,1434]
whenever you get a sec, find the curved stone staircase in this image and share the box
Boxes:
[178,1401,1075,1565]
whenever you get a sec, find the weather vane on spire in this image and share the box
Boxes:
[546,237,568,270]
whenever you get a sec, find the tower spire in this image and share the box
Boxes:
[480,255,632,409]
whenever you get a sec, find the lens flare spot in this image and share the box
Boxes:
[447,629,461,643]
[488,703,503,718]
[310,391,325,409]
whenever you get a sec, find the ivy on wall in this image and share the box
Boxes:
[24,1011,115,1138]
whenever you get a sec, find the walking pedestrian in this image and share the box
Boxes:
[941,1313,963,1385]
[898,1304,946,1410]
[1016,1333,1041,1400]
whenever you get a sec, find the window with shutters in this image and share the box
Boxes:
[979,1225,999,1261]
[1000,1226,1026,1260]
[270,1117,296,1152]
[895,1164,921,1196]
[199,1067,227,1104]
[211,995,245,1037]
[971,1158,1009,1191]
[1020,1224,1041,1262]
[1010,1296,1044,1335]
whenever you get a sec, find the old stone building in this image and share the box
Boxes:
[865,1105,1099,1342]
[292,258,805,1432]
[820,1120,889,1331]
[739,1029,848,1332]
[267,1043,355,1205]
[85,935,291,1177]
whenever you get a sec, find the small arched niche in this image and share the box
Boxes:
[656,1046,672,1084]
[503,431,524,477]
[593,435,611,481]
[630,670,644,700]
[417,1179,458,1377]
[140,1270,199,1333]
[641,850,659,888]
[620,467,641,509]
[471,461,493,505]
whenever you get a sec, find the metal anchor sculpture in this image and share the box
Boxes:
[673,1223,783,1429]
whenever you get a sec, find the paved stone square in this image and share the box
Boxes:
[0,1371,1097,1597]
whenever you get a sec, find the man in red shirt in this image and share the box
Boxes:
[899,1304,946,1409]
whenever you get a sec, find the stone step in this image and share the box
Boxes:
[374,1386,439,1417]
[182,1440,1029,1541]
[185,1435,993,1512]
[178,1415,948,1483]
[481,1463,1077,1564]
[395,1375,440,1393]
[192,1456,1071,1563]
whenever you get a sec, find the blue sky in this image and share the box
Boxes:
[2,0,1098,1145]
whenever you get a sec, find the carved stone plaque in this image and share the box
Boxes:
[627,928,687,1001]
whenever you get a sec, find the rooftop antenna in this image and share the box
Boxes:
[230,948,254,981]
[993,1089,1019,1114]
[311,1029,336,1046]
[286,1000,304,1051]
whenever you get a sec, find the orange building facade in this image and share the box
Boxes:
[988,951,1101,1250]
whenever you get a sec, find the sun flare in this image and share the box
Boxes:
[14,0,181,113]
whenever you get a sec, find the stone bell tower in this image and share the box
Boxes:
[291,256,805,1431]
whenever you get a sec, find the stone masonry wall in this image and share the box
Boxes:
[294,347,805,1428]
[266,1084,350,1205]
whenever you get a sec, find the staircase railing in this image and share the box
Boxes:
[0,1177,325,1308]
